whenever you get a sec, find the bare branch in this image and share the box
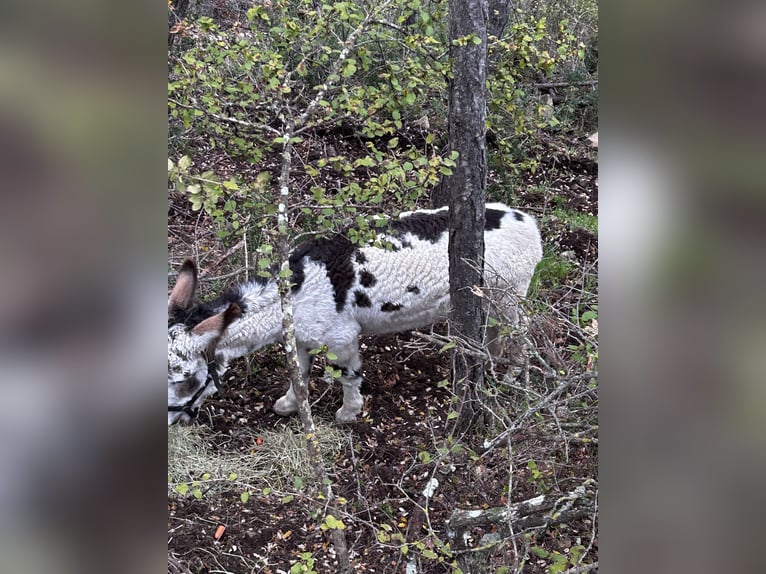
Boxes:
[447,479,597,551]
[533,79,599,89]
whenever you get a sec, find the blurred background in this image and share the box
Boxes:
[0,1,167,573]
[0,0,763,573]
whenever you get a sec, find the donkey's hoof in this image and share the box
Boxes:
[335,407,361,424]
[273,397,298,417]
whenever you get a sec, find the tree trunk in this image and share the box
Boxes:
[434,0,489,433]
[275,133,351,574]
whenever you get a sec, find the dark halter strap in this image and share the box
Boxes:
[168,356,222,419]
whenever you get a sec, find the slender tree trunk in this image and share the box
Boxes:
[267,7,394,570]
[275,133,351,573]
[435,0,489,433]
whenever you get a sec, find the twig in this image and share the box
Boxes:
[168,552,193,574]
[533,79,599,89]
[561,561,598,574]
[203,238,246,273]
[168,97,280,134]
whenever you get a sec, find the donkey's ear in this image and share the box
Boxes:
[169,259,198,311]
[190,302,242,338]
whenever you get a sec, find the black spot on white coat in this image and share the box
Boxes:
[381,302,403,312]
[289,235,356,312]
[354,290,372,308]
[359,270,377,288]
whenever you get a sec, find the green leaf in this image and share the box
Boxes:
[354,156,375,167]
[178,155,192,171]
[581,310,597,322]
[321,514,345,530]
[240,491,250,503]
[388,137,399,148]
[326,352,338,361]
[343,59,357,77]
[174,483,189,496]
[228,472,238,481]
[439,341,456,353]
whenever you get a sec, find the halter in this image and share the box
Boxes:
[168,356,222,420]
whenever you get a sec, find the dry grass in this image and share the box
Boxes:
[168,420,348,495]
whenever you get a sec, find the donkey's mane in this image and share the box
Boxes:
[168,278,268,328]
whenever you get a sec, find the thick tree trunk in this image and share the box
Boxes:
[434,0,489,432]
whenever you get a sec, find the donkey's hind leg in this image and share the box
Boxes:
[332,346,364,424]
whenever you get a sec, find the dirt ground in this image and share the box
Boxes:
[168,134,598,573]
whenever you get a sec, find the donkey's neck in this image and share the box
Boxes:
[216,279,284,363]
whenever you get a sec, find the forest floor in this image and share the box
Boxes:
[168,131,598,574]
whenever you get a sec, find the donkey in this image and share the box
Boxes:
[168,203,542,425]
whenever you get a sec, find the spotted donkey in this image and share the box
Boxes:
[168,203,542,425]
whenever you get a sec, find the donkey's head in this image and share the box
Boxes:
[168,259,241,425]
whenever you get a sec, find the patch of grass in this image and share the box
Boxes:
[552,206,597,233]
[528,247,578,296]
[168,421,348,497]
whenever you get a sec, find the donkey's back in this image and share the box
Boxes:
[288,203,542,344]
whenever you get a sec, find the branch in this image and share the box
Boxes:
[561,562,599,574]
[446,479,597,551]
[168,552,193,574]
[532,79,599,89]
[294,0,396,133]
[168,97,280,134]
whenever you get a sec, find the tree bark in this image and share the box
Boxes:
[268,8,395,571]
[434,0,489,433]
[275,133,351,574]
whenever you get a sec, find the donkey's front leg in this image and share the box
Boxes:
[273,348,311,417]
